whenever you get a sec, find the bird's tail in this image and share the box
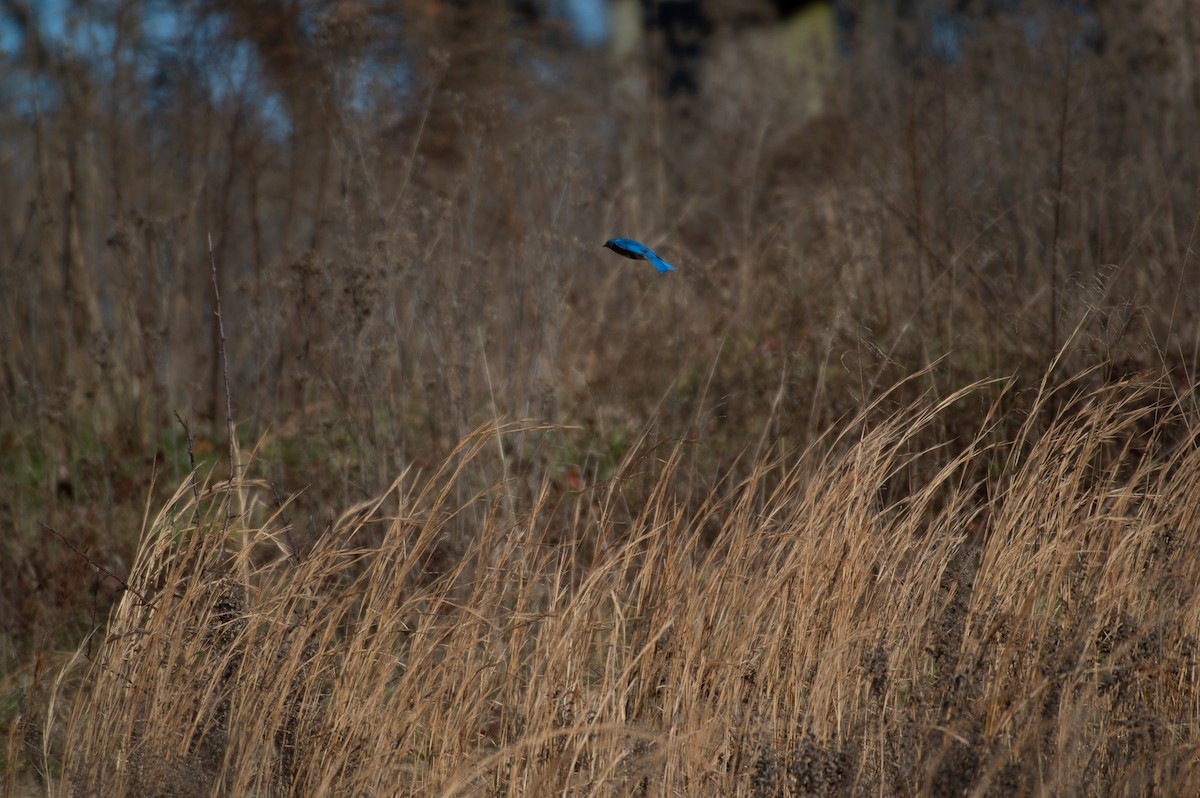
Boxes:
[650,256,676,273]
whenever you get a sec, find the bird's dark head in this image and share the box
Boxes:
[602,239,616,251]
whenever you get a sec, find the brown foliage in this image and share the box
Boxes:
[4,3,1200,794]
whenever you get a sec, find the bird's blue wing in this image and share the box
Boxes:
[617,238,651,258]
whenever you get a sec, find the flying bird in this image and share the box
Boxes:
[603,238,677,273]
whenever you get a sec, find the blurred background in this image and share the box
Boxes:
[2,0,1198,669]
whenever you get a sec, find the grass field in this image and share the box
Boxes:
[3,3,1200,795]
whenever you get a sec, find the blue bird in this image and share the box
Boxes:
[603,238,677,273]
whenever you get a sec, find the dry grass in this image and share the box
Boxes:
[4,2,1200,795]
[13,370,1199,796]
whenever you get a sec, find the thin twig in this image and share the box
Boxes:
[209,232,235,533]
[39,522,145,603]
[1049,44,1072,363]
[173,410,201,506]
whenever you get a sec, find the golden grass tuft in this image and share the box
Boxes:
[32,374,1200,796]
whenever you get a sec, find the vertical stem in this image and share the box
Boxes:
[209,232,235,532]
[1049,48,1072,361]
[907,89,927,304]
